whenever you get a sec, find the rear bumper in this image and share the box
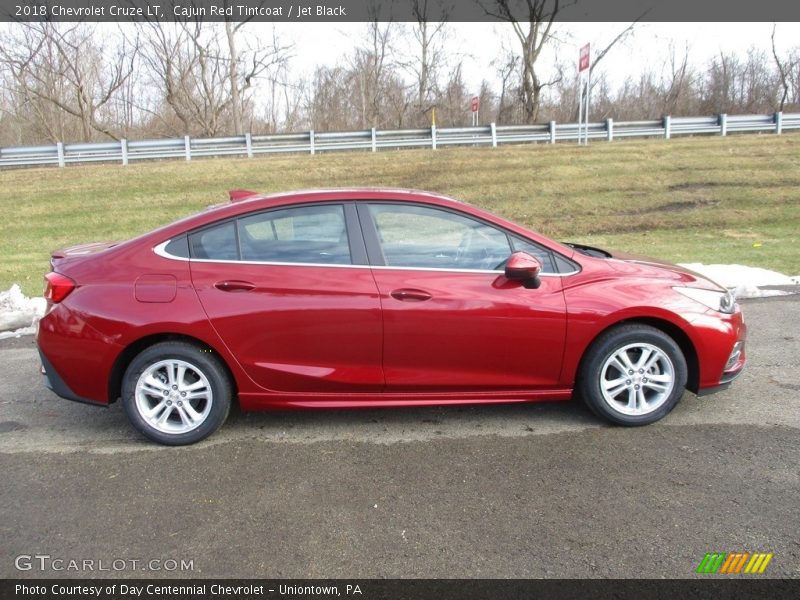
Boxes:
[38,349,106,407]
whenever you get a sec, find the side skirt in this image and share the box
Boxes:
[237,389,573,411]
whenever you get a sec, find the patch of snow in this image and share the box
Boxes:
[0,285,46,335]
[0,325,38,341]
[678,263,799,299]
[728,284,791,299]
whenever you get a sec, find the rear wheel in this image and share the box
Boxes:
[577,325,687,426]
[122,342,232,445]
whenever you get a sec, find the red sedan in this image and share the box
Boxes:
[37,189,746,445]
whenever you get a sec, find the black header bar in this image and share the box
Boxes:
[2,0,800,23]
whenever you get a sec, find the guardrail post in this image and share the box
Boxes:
[56,142,65,167]
[549,121,556,144]
[431,125,437,150]
[664,115,671,139]
[184,135,191,161]
[120,138,128,166]
[245,133,253,158]
[775,111,783,135]
[719,113,727,136]
[606,118,614,142]
[371,127,376,152]
[309,130,315,155]
[490,122,497,148]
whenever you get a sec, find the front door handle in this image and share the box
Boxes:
[390,288,432,302]
[215,280,256,292]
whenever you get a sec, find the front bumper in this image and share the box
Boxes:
[696,362,745,396]
[696,317,747,396]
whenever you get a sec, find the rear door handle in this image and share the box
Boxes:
[390,288,432,302]
[215,280,256,292]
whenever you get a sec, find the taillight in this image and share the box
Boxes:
[43,272,76,303]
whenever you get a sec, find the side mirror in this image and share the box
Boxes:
[505,251,542,289]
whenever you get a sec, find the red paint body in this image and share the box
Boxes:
[37,189,746,412]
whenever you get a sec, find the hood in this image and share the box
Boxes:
[609,251,726,291]
[566,243,726,292]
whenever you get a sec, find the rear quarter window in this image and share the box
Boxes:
[189,221,238,260]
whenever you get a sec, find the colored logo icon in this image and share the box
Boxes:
[696,552,773,574]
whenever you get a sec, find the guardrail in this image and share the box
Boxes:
[0,112,797,169]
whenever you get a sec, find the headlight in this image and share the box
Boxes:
[673,287,736,314]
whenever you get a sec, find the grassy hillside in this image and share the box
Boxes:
[1,134,798,296]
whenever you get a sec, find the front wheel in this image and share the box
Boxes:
[577,325,688,426]
[121,342,232,445]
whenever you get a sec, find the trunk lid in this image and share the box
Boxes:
[50,241,118,268]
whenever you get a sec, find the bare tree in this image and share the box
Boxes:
[492,42,521,124]
[699,49,778,115]
[307,66,351,131]
[437,62,470,126]
[260,59,305,133]
[403,0,450,124]
[135,21,290,137]
[660,42,694,115]
[476,80,496,124]
[771,24,799,111]
[224,20,291,135]
[481,0,563,123]
[565,20,640,121]
[350,20,399,128]
[0,23,137,141]
[587,21,640,82]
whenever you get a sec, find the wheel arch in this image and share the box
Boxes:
[107,333,238,403]
[577,317,700,394]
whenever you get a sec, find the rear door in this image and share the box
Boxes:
[189,202,384,393]
[359,202,568,391]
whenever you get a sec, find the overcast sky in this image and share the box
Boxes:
[271,21,800,92]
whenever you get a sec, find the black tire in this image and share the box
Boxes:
[577,324,688,426]
[121,341,232,445]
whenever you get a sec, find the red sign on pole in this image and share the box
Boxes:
[579,43,590,72]
[471,96,479,113]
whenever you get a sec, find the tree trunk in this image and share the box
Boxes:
[225,21,243,135]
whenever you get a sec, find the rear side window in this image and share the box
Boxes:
[187,204,352,265]
[237,205,351,265]
[189,222,237,260]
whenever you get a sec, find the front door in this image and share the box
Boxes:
[360,202,568,391]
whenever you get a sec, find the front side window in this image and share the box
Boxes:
[511,236,556,274]
[368,204,512,270]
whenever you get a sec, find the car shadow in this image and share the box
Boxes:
[220,398,602,443]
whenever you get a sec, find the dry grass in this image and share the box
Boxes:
[1,133,798,295]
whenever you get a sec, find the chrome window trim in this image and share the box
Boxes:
[153,239,579,277]
[154,240,190,261]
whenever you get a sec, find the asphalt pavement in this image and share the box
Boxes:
[0,296,798,579]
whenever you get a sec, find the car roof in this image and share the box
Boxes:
[233,187,464,206]
[204,187,466,215]
[137,188,470,243]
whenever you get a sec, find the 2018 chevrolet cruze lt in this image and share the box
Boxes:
[37,189,746,445]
